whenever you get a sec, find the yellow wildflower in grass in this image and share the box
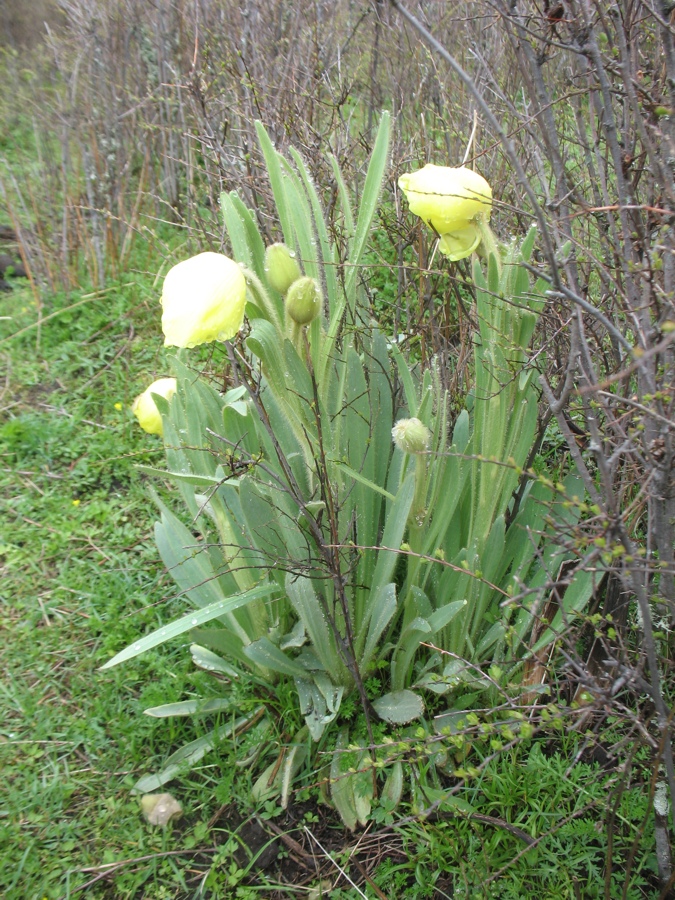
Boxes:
[114,402,123,411]
[131,377,177,436]
[161,252,246,348]
[398,164,492,261]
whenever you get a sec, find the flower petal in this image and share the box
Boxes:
[161,252,246,348]
[438,226,481,261]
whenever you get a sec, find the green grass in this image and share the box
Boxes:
[0,272,239,899]
[390,742,654,899]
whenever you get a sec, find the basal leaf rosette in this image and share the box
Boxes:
[399,164,492,261]
[161,252,246,348]
[131,377,177,436]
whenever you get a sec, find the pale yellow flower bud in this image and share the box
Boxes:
[161,252,246,348]
[392,417,431,455]
[131,377,177,436]
[264,243,302,295]
[398,164,492,261]
[285,276,322,325]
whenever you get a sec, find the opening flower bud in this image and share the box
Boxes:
[285,276,322,325]
[264,243,302,295]
[392,418,431,455]
[131,377,177,436]
[399,164,492,261]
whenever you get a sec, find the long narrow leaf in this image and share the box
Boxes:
[132,711,262,793]
[100,583,276,669]
[343,111,391,303]
[369,473,415,604]
[144,698,234,718]
[255,121,294,245]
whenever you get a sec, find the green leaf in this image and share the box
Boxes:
[232,192,267,274]
[519,224,537,262]
[530,569,596,653]
[220,191,254,270]
[251,759,283,804]
[320,113,391,391]
[190,628,251,672]
[143,698,234,718]
[289,146,339,308]
[328,153,355,242]
[255,121,294,246]
[190,644,242,678]
[352,750,374,825]
[132,712,262,793]
[487,253,501,322]
[244,636,310,679]
[100,583,276,669]
[333,462,396,502]
[381,760,404,808]
[390,341,419,417]
[360,582,397,670]
[153,504,227,609]
[330,729,357,831]
[280,727,309,808]
[343,111,391,304]
[372,690,424,724]
[136,466,235,487]
[285,574,342,678]
[369,473,415,603]
[295,677,343,741]
[391,608,434,691]
[427,600,468,634]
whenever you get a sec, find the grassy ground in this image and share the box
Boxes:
[0,268,228,899]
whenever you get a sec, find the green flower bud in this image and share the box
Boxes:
[264,243,302,295]
[392,418,431,454]
[285,276,321,325]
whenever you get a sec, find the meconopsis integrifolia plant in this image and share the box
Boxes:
[111,118,592,828]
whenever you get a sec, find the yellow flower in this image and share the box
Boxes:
[131,377,177,436]
[161,252,246,348]
[114,402,123,411]
[72,499,81,507]
[398,164,492,261]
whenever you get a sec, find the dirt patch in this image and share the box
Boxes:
[205,802,413,897]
